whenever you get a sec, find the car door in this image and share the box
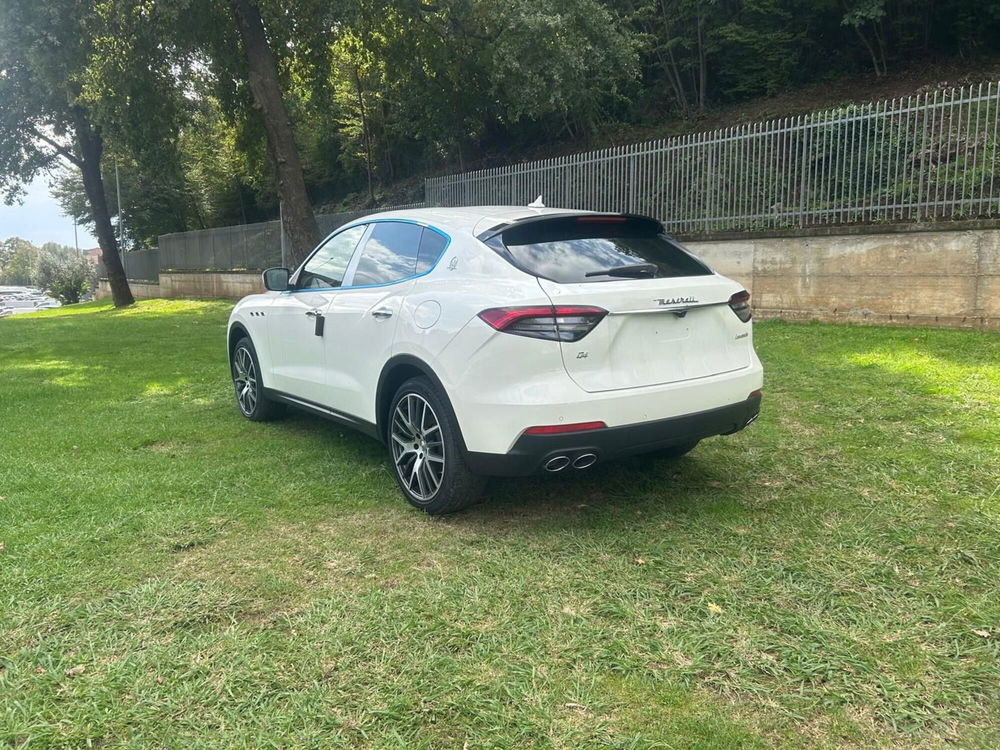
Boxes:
[266,224,368,404]
[322,221,447,422]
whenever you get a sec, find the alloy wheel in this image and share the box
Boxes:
[390,392,445,502]
[233,346,258,416]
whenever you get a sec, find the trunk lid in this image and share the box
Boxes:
[482,212,754,393]
[538,275,752,392]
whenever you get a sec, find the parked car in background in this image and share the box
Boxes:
[228,207,763,514]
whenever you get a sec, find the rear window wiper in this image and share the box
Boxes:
[585,263,659,278]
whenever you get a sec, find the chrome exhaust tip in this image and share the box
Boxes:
[544,455,571,472]
[572,453,598,469]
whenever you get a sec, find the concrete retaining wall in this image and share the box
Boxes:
[99,272,262,301]
[687,227,997,329]
[99,226,999,329]
[98,279,162,300]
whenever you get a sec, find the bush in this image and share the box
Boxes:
[36,247,97,304]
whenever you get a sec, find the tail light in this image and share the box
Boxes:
[478,305,607,342]
[524,421,607,435]
[728,290,752,322]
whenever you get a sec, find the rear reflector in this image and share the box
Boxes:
[728,290,752,322]
[478,305,607,342]
[748,389,762,399]
[524,421,607,435]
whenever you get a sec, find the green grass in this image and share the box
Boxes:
[1,300,998,748]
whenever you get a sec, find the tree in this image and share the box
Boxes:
[0,237,39,286]
[0,1,134,307]
[228,0,321,264]
[36,243,95,304]
[842,0,889,76]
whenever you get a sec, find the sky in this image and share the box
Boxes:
[0,175,98,249]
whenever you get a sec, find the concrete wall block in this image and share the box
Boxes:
[753,232,980,277]
[158,272,263,299]
[685,241,755,285]
[975,231,1000,275]
[975,275,1000,317]
[754,273,976,316]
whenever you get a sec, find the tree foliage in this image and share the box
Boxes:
[8,0,1000,249]
[0,237,94,303]
[0,0,134,306]
[0,237,40,286]
[36,243,96,304]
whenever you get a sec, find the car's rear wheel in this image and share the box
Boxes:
[388,377,485,515]
[232,336,283,421]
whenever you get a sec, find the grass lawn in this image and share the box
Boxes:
[1,299,998,748]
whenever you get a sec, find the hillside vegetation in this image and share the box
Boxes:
[4,0,996,247]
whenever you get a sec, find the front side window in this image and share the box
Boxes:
[351,222,424,286]
[298,224,367,289]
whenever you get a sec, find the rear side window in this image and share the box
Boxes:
[488,216,711,284]
[416,228,448,274]
[352,222,423,286]
[350,223,448,286]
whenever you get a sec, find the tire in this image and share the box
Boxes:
[387,376,486,515]
[650,439,700,460]
[231,336,284,422]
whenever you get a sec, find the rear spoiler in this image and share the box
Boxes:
[476,213,666,244]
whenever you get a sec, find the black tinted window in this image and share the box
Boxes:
[352,222,423,286]
[299,225,366,289]
[416,228,448,274]
[494,217,711,284]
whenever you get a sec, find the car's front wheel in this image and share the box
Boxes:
[388,377,485,515]
[231,336,283,422]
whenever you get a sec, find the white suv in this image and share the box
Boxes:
[228,207,763,514]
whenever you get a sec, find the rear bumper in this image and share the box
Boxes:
[464,394,761,477]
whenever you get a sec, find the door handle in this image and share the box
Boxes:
[371,307,393,320]
[305,309,324,336]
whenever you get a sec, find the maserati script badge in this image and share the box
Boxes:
[654,296,697,306]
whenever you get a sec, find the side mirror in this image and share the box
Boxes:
[262,267,291,291]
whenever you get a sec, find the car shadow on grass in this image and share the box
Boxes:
[466,448,760,527]
[272,405,749,527]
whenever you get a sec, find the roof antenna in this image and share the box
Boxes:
[528,195,545,208]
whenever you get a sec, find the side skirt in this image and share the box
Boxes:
[262,388,379,440]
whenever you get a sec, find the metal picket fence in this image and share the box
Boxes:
[96,248,159,282]
[425,82,1000,234]
[158,203,425,271]
[159,220,281,271]
[121,248,159,282]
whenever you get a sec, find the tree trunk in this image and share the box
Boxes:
[72,108,134,308]
[229,0,320,266]
[852,24,884,76]
[657,0,689,110]
[696,14,707,111]
[353,66,376,207]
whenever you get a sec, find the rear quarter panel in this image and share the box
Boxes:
[393,236,552,388]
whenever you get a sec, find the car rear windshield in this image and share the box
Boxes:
[486,215,712,284]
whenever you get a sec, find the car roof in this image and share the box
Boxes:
[347,205,596,238]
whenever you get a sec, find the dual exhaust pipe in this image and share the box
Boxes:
[544,453,598,472]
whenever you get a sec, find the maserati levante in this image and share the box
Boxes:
[228,207,762,514]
